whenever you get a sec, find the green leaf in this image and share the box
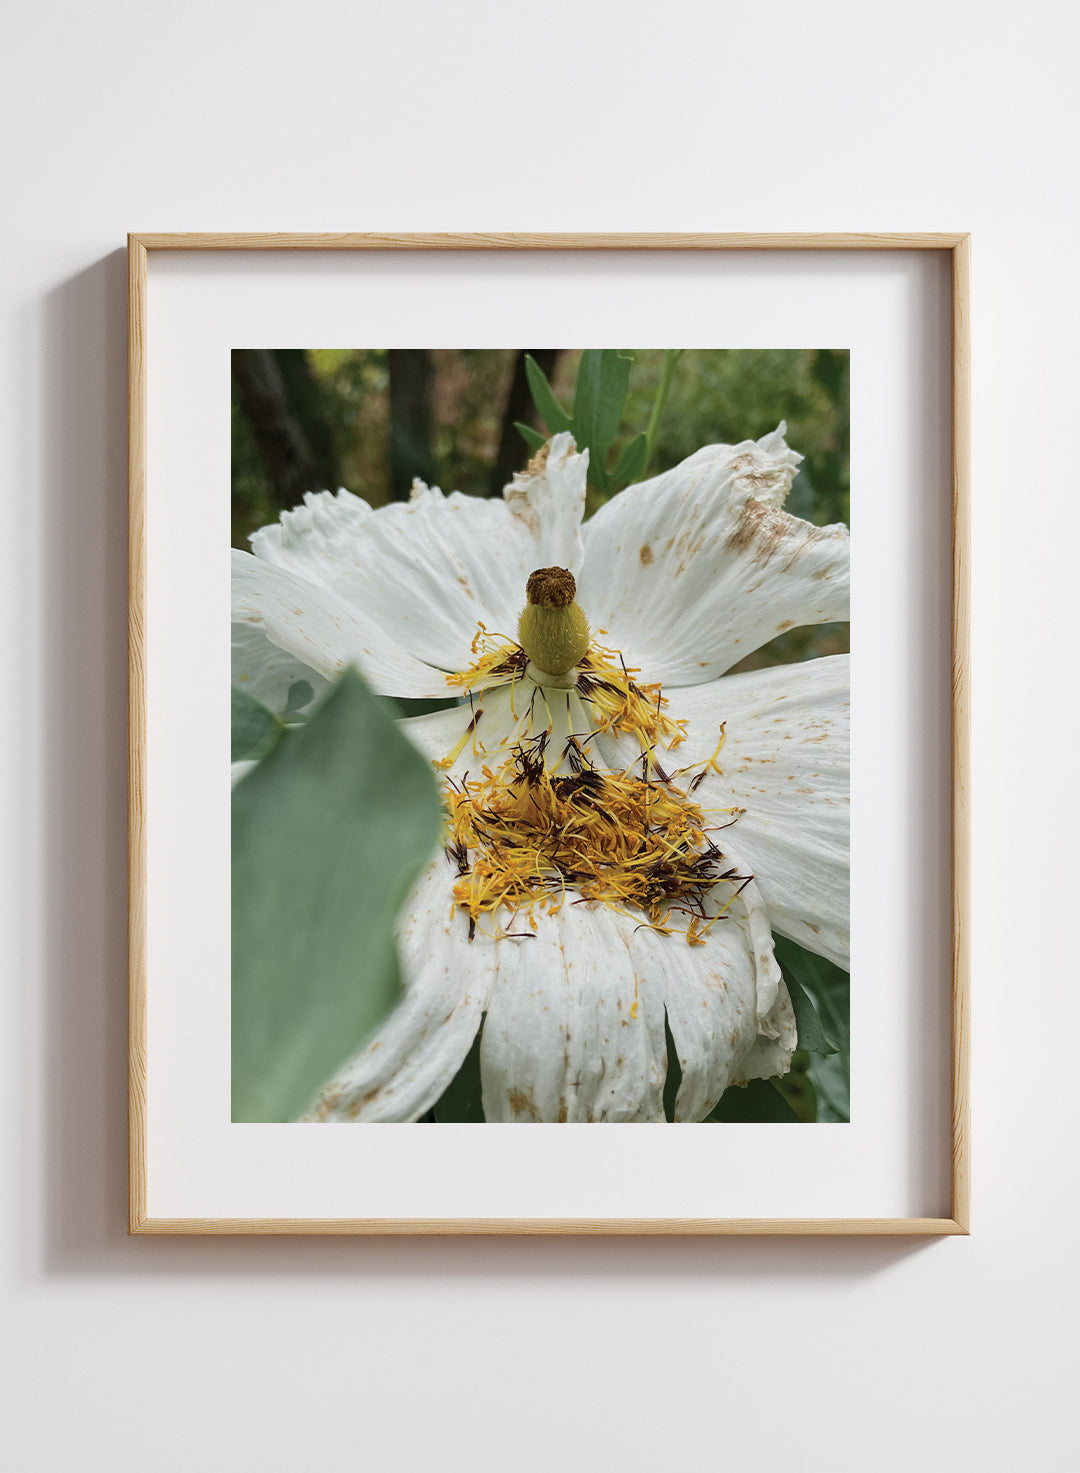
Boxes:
[782,971,837,1057]
[772,935,849,1051]
[773,934,850,1122]
[611,432,648,489]
[573,349,632,460]
[808,1053,849,1122]
[231,668,443,1121]
[706,1078,803,1123]
[524,354,572,434]
[232,686,284,763]
[774,1050,818,1122]
[514,420,547,453]
[433,1021,485,1122]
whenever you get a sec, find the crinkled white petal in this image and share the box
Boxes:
[246,432,588,671]
[578,426,848,683]
[663,654,850,967]
[630,888,791,1120]
[307,857,490,1122]
[732,983,798,1086]
[232,548,454,698]
[480,902,666,1122]
[231,617,328,716]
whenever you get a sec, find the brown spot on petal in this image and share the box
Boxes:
[639,542,654,566]
[508,1088,541,1121]
[725,497,790,564]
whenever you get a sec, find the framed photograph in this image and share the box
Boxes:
[128,232,970,1235]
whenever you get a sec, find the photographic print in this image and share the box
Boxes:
[229,347,851,1127]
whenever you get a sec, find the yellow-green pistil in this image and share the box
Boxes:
[517,566,591,677]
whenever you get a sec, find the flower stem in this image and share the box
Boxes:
[644,349,683,473]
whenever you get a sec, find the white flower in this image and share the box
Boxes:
[232,427,849,1122]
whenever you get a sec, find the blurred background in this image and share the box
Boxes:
[232,347,849,670]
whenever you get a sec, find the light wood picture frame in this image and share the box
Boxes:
[128,232,970,1236]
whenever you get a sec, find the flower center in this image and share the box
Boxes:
[517,565,591,676]
[437,578,741,945]
[445,733,747,946]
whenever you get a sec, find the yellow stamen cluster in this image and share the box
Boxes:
[445,624,529,697]
[444,732,746,944]
[575,644,688,763]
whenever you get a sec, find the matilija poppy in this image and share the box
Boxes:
[232,427,850,1122]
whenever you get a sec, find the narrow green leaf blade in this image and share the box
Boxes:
[611,432,648,489]
[524,355,572,433]
[573,349,632,458]
[595,349,633,452]
[782,971,837,1057]
[772,935,849,1051]
[232,686,284,763]
[231,668,443,1121]
[571,348,601,453]
[514,420,547,453]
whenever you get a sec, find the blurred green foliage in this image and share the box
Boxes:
[232,347,848,528]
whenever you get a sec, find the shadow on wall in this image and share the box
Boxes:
[30,251,947,1282]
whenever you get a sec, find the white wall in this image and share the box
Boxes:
[2,3,1076,1469]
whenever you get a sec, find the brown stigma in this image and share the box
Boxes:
[525,566,577,610]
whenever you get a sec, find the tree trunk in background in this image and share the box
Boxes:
[388,349,436,499]
[232,349,334,511]
[488,349,562,496]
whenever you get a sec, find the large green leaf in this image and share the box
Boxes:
[232,668,443,1121]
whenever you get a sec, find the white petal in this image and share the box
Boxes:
[664,655,850,967]
[308,857,491,1122]
[231,759,257,787]
[578,427,848,683]
[397,683,524,777]
[501,430,588,575]
[231,617,328,716]
[733,982,798,1086]
[480,903,666,1123]
[248,432,588,672]
[630,900,785,1121]
[232,548,454,698]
